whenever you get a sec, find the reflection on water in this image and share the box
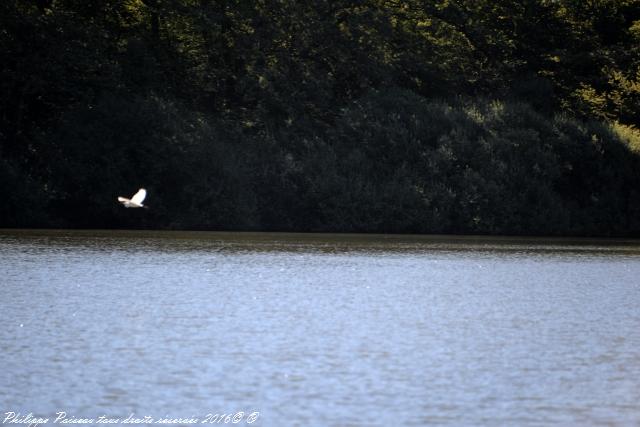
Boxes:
[1,230,640,426]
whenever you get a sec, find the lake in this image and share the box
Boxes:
[1,230,639,426]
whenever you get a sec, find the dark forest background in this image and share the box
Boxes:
[2,0,640,235]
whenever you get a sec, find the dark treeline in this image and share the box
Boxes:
[2,0,640,235]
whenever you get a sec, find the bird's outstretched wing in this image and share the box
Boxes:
[130,188,147,205]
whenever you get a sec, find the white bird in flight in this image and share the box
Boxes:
[118,188,147,208]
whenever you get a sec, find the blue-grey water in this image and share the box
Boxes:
[1,230,640,426]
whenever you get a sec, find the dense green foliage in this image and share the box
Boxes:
[2,0,640,235]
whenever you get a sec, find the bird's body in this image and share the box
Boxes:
[118,188,147,208]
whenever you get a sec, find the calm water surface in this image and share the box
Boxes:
[1,230,640,426]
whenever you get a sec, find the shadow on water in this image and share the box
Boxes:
[2,229,640,257]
